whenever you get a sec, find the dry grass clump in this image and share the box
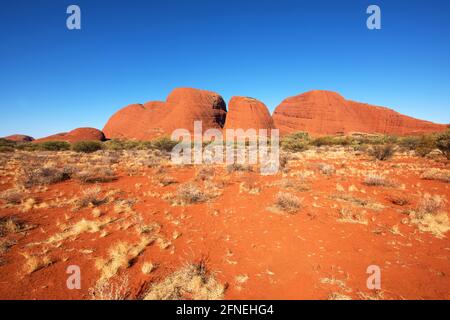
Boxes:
[171,183,207,205]
[89,275,130,300]
[41,218,112,244]
[421,169,450,183]
[95,237,153,283]
[76,166,117,184]
[157,175,177,186]
[114,199,136,214]
[0,188,25,205]
[196,166,215,181]
[408,194,450,238]
[338,208,368,225]
[317,163,335,176]
[226,163,253,173]
[19,166,73,187]
[272,192,301,214]
[328,292,352,300]
[0,216,33,237]
[142,262,156,274]
[143,259,225,300]
[74,186,108,209]
[239,181,261,194]
[363,173,395,187]
[21,252,53,274]
[331,194,384,211]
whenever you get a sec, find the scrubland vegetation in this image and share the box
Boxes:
[0,128,449,300]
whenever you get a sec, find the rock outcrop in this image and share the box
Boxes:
[272,90,447,136]
[224,97,275,132]
[103,88,227,140]
[34,127,105,143]
[3,134,34,142]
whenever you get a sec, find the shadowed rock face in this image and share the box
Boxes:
[272,90,447,136]
[224,96,275,131]
[34,127,105,143]
[3,134,34,142]
[103,88,227,140]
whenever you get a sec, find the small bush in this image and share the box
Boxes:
[151,137,178,152]
[72,141,103,153]
[103,139,150,150]
[418,194,445,215]
[363,173,393,187]
[311,136,335,147]
[281,132,310,152]
[37,141,71,151]
[76,166,117,184]
[318,163,335,176]
[15,143,40,151]
[436,130,450,159]
[274,192,301,213]
[368,144,395,161]
[20,166,73,187]
[174,183,207,205]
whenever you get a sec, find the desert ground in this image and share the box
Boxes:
[0,143,449,300]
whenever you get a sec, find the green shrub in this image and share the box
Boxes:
[104,139,152,150]
[72,141,103,153]
[151,136,178,152]
[37,141,70,151]
[399,135,437,157]
[0,138,16,148]
[311,136,335,147]
[0,146,15,153]
[281,132,310,152]
[436,130,450,159]
[15,142,40,151]
[368,144,395,161]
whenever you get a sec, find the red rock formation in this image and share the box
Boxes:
[103,88,227,140]
[35,127,105,143]
[3,134,34,142]
[273,90,447,136]
[224,96,275,131]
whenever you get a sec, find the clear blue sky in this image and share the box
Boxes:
[1,0,449,138]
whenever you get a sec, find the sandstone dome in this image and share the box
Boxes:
[103,88,227,140]
[272,90,447,136]
[224,96,275,131]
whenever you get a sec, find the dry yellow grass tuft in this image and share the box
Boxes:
[408,194,450,238]
[270,192,302,214]
[95,237,153,283]
[143,260,225,300]
[338,208,368,225]
[421,168,450,183]
[21,252,53,274]
[363,173,395,187]
[89,275,130,300]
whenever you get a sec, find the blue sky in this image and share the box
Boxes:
[1,0,449,138]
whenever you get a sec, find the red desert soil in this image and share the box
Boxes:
[273,90,447,136]
[0,149,449,300]
[103,88,227,140]
[224,96,275,131]
[34,127,106,143]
